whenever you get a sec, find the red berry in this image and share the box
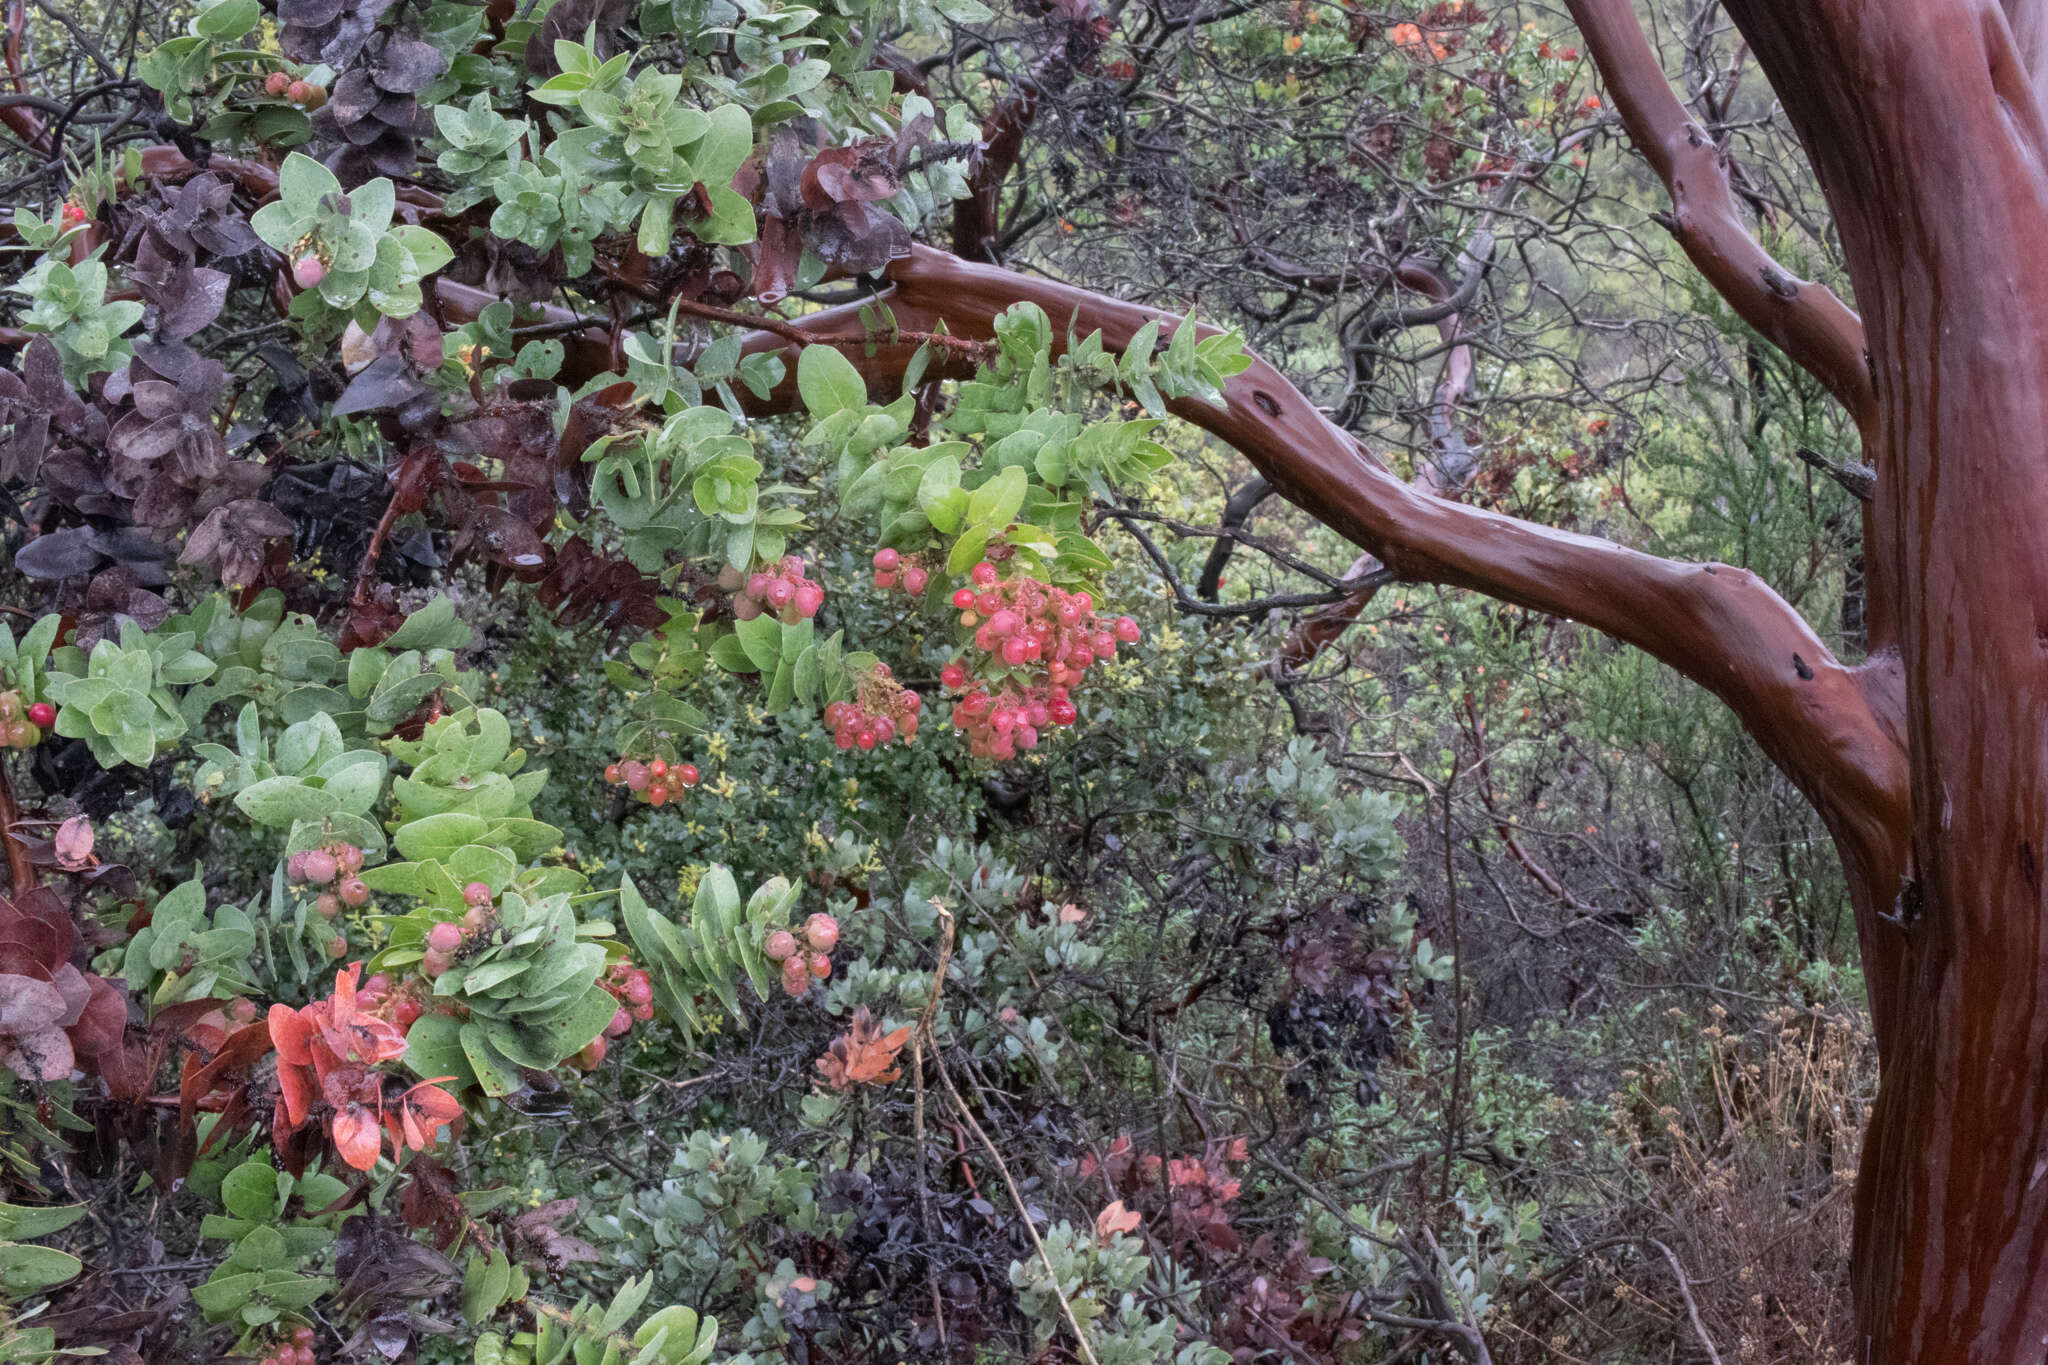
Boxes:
[874,570,897,589]
[287,79,312,102]
[301,850,337,885]
[461,906,488,933]
[338,878,370,907]
[874,548,901,570]
[970,562,998,586]
[624,974,653,1006]
[422,948,452,977]
[427,922,463,953]
[648,759,668,779]
[952,588,976,608]
[293,1326,315,1347]
[604,763,622,784]
[266,71,291,95]
[676,763,700,786]
[941,664,967,688]
[808,952,832,979]
[903,567,929,595]
[25,702,54,728]
[765,929,799,961]
[606,1007,633,1038]
[646,784,668,806]
[463,881,493,908]
[575,1037,607,1068]
[1113,616,1141,643]
[781,956,810,997]
[325,935,349,959]
[804,913,840,952]
[336,844,364,874]
[315,893,341,919]
[393,997,423,1028]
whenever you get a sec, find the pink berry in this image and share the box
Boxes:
[421,948,452,977]
[265,71,291,95]
[765,579,795,609]
[874,571,897,589]
[576,1037,607,1068]
[336,844,364,874]
[1113,616,1141,643]
[903,567,929,595]
[292,254,326,289]
[461,906,488,933]
[765,929,799,961]
[428,922,463,953]
[804,913,840,952]
[970,562,997,586]
[676,763,700,787]
[623,761,649,791]
[463,881,493,907]
[952,588,976,608]
[624,974,653,1006]
[25,702,54,728]
[606,1007,633,1038]
[795,582,825,617]
[338,878,369,907]
[301,850,336,885]
[326,935,348,959]
[873,548,901,571]
[287,851,309,883]
[315,893,341,919]
[941,664,967,688]
[808,952,832,979]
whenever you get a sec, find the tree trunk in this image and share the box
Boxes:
[1709,4,2048,1359]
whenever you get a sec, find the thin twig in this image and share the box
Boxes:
[922,902,1100,1365]
[1648,1237,1724,1365]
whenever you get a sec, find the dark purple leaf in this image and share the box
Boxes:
[12,527,102,580]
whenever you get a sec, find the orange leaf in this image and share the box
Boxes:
[814,1007,914,1090]
[1095,1199,1142,1243]
[331,1104,382,1170]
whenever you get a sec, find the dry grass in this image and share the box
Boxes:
[1501,1001,1874,1364]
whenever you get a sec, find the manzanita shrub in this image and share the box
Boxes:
[0,0,1486,1358]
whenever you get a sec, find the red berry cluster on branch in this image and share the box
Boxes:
[765,912,839,996]
[871,547,931,597]
[0,692,50,749]
[287,843,372,954]
[258,70,326,107]
[941,561,1140,758]
[256,1324,318,1365]
[725,555,825,623]
[603,756,701,807]
[824,662,921,751]
[581,959,657,1065]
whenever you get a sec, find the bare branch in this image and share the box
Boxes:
[1565,0,1876,432]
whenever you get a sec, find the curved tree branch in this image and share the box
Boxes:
[1564,0,1876,435]
[726,248,1904,882]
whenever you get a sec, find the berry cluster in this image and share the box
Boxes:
[824,662,921,751]
[580,959,657,1066]
[286,843,371,957]
[419,881,499,978]
[355,970,425,1031]
[603,756,701,807]
[58,202,88,230]
[940,562,1140,758]
[870,547,931,597]
[765,913,839,996]
[724,555,825,623]
[254,1325,318,1365]
[0,692,52,750]
[259,70,328,107]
